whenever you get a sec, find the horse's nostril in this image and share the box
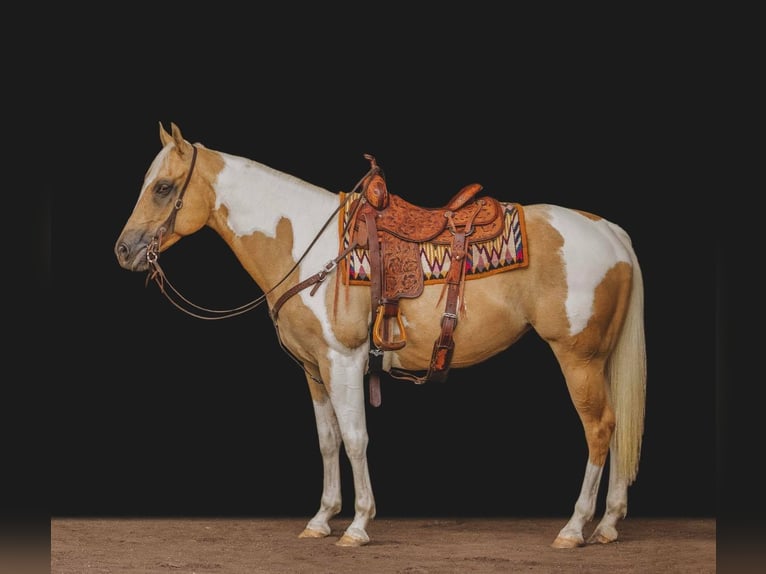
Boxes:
[116,242,129,258]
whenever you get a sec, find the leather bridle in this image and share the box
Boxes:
[145,144,198,267]
[143,143,275,320]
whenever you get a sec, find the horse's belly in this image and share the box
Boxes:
[389,278,530,371]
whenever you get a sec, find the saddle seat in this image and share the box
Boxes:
[348,155,507,405]
[372,189,504,244]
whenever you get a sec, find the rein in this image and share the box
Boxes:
[144,147,373,322]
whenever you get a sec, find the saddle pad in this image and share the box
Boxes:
[339,192,529,285]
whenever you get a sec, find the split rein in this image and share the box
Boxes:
[144,146,373,322]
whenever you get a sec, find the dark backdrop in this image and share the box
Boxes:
[37,13,718,522]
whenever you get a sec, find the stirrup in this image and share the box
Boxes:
[372,305,407,350]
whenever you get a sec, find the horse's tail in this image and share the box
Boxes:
[608,229,647,485]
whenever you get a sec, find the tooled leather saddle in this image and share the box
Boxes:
[347,155,507,406]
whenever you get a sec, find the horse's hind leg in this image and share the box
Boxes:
[299,374,343,539]
[588,447,628,544]
[549,350,616,549]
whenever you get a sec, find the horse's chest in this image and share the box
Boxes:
[274,284,370,360]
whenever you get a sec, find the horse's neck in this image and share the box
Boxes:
[207,151,342,288]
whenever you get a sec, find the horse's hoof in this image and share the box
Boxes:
[551,535,584,549]
[299,528,329,539]
[588,525,618,544]
[336,533,369,547]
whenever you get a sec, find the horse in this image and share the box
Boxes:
[114,122,646,549]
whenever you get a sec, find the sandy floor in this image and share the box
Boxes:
[51,516,715,573]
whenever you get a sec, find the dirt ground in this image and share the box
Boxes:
[50,516,715,573]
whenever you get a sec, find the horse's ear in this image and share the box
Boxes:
[169,122,193,157]
[159,122,173,147]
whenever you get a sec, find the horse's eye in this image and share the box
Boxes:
[155,181,174,197]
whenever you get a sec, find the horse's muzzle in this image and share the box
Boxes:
[114,239,150,272]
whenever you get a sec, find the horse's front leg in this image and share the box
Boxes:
[325,353,376,547]
[299,374,343,539]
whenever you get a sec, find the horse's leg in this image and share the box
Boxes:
[587,446,629,544]
[299,373,343,539]
[553,258,645,547]
[322,352,376,547]
[549,350,616,549]
[588,266,646,544]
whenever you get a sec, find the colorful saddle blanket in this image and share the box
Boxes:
[339,192,529,285]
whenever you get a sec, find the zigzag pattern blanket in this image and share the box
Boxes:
[338,192,529,285]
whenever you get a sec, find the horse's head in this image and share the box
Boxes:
[115,122,211,272]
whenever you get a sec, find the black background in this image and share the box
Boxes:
[32,9,723,524]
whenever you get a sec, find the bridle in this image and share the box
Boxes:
[143,145,373,322]
[146,144,198,264]
[144,143,274,320]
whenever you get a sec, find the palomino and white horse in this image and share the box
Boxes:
[114,123,646,549]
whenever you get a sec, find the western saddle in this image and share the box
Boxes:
[347,155,506,406]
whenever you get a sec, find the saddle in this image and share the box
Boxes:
[348,155,506,406]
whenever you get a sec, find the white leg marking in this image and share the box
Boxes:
[589,448,628,544]
[301,396,343,538]
[325,351,376,546]
[554,461,603,547]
